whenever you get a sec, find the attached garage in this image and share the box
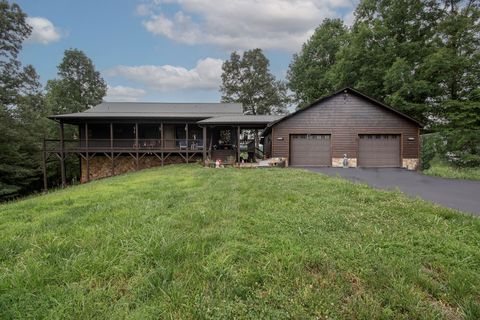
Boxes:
[264,87,423,170]
[289,134,331,166]
[358,134,400,167]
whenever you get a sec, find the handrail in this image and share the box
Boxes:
[43,138,206,152]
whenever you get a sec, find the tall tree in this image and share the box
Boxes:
[287,19,349,107]
[0,1,47,199]
[45,49,107,184]
[220,49,288,115]
[46,48,107,115]
[427,0,480,166]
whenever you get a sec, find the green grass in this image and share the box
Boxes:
[1,165,479,319]
[424,159,480,181]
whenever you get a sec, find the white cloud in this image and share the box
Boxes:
[105,85,147,101]
[26,17,62,44]
[138,0,357,52]
[105,58,223,92]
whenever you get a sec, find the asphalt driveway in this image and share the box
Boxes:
[301,167,480,216]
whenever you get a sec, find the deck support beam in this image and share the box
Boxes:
[237,126,241,164]
[42,138,47,191]
[160,122,164,166]
[85,123,90,182]
[110,123,114,176]
[186,123,189,164]
[135,122,139,170]
[59,121,66,188]
[202,126,207,163]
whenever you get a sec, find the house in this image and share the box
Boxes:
[44,102,282,187]
[43,87,422,188]
[263,87,422,169]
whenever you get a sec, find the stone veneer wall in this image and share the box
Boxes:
[332,158,357,168]
[402,158,419,170]
[81,155,201,183]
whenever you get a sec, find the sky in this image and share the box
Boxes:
[17,0,358,102]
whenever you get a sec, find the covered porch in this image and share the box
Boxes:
[43,115,282,188]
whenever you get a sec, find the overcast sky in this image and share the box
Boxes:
[18,0,358,102]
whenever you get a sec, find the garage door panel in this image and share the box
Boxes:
[358,134,400,167]
[290,134,331,166]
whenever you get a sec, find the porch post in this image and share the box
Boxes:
[42,138,47,191]
[135,122,139,170]
[202,126,207,164]
[237,126,241,164]
[110,123,114,176]
[160,122,164,166]
[186,123,189,164]
[59,121,66,188]
[85,123,90,182]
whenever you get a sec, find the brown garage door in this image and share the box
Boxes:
[290,134,331,166]
[358,134,400,167]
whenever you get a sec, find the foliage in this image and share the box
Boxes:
[45,48,107,185]
[424,158,480,180]
[287,19,348,107]
[1,165,479,318]
[46,48,107,115]
[420,133,444,170]
[0,1,49,200]
[220,49,288,115]
[287,0,480,167]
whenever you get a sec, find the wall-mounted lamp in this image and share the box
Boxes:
[276,137,284,141]
[407,137,415,141]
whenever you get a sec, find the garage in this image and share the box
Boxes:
[289,134,331,166]
[358,134,401,167]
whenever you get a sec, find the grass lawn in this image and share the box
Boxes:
[424,159,480,181]
[1,165,479,319]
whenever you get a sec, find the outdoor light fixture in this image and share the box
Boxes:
[276,137,284,140]
[408,137,415,141]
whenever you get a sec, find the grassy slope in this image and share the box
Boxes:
[424,160,480,181]
[1,165,479,319]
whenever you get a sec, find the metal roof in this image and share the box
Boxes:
[49,102,243,120]
[197,115,284,125]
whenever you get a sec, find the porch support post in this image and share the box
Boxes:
[160,122,164,166]
[85,123,90,182]
[42,138,47,191]
[202,126,207,164]
[237,126,241,164]
[186,123,189,164]
[110,123,114,176]
[135,122,139,170]
[59,121,66,188]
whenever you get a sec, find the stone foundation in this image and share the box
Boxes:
[402,158,419,170]
[81,155,201,182]
[332,157,357,168]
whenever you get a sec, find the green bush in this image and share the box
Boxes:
[420,133,443,170]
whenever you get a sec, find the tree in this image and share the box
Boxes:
[287,19,349,107]
[220,49,288,115]
[0,1,47,199]
[46,48,107,115]
[44,49,107,184]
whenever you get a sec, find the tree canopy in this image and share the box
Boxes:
[287,0,480,166]
[220,49,288,115]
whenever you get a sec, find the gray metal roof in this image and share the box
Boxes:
[197,115,285,125]
[49,102,243,120]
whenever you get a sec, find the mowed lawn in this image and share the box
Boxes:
[1,165,479,319]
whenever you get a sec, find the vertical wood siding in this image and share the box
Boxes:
[272,93,420,160]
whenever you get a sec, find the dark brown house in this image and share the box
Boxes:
[43,87,422,188]
[44,102,282,187]
[263,87,422,169]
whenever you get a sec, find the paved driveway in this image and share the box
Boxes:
[301,167,480,216]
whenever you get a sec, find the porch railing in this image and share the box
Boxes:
[44,139,206,152]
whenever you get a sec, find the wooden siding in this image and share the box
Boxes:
[272,93,419,160]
